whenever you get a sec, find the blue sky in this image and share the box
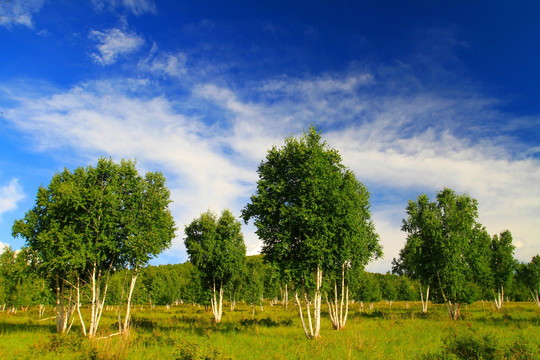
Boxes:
[1,0,539,272]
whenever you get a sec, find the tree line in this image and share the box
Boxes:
[0,249,537,311]
[4,127,540,340]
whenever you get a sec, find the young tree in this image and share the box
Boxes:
[242,255,265,316]
[392,194,438,313]
[395,188,486,320]
[12,158,175,337]
[518,255,540,307]
[184,209,246,323]
[489,230,515,310]
[242,127,381,338]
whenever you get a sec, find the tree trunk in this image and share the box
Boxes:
[419,283,430,313]
[56,278,75,333]
[210,279,223,323]
[84,264,112,338]
[327,263,349,330]
[529,287,540,307]
[493,285,504,310]
[284,284,288,311]
[122,272,138,334]
[294,266,323,339]
[445,301,461,320]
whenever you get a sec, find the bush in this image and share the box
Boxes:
[173,339,231,360]
[422,329,538,360]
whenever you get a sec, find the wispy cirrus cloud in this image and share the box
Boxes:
[92,0,157,15]
[89,27,145,65]
[0,0,44,28]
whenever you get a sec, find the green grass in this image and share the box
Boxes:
[1,301,539,359]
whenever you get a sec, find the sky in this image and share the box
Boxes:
[0,0,539,273]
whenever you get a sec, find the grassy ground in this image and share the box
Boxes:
[1,301,539,359]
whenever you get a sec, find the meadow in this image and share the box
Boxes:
[0,301,538,360]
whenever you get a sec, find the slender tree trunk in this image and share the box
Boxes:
[122,272,138,334]
[285,284,288,311]
[76,276,87,337]
[294,266,323,339]
[210,279,223,323]
[419,283,430,313]
[327,263,349,330]
[55,278,75,333]
[529,287,540,307]
[85,264,112,338]
[493,285,504,310]
[445,301,461,320]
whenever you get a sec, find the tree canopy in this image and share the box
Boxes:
[242,127,381,337]
[184,209,246,322]
[12,158,175,335]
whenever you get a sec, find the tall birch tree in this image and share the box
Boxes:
[184,209,246,323]
[12,158,175,337]
[242,127,380,338]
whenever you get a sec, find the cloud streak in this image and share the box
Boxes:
[92,0,157,15]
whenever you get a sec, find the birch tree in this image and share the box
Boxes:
[184,209,246,323]
[518,255,540,307]
[326,170,381,330]
[489,230,515,310]
[396,188,486,320]
[13,158,175,337]
[242,127,380,338]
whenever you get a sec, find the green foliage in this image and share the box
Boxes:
[517,255,540,304]
[12,158,175,334]
[184,209,246,294]
[395,188,488,307]
[490,231,516,291]
[13,158,175,283]
[423,328,538,360]
[0,246,52,306]
[242,126,381,291]
[174,339,231,360]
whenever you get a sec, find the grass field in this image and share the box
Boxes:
[1,301,539,359]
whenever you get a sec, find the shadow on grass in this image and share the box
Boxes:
[0,321,56,334]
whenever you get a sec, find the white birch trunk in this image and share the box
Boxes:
[294,266,323,339]
[122,272,138,334]
[529,287,540,307]
[493,285,504,310]
[76,277,87,337]
[419,284,430,313]
[326,263,349,330]
[210,279,223,323]
[82,264,111,338]
[56,279,75,333]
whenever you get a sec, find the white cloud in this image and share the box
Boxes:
[3,66,540,270]
[139,44,187,78]
[0,0,44,28]
[0,179,25,221]
[92,0,157,15]
[89,28,145,65]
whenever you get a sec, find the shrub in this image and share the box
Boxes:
[173,339,231,360]
[422,329,539,360]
